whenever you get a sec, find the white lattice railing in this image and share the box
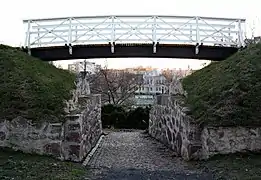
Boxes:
[23,15,246,53]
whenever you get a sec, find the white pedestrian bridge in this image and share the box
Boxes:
[21,15,246,61]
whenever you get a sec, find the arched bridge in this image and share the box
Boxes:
[22,15,246,61]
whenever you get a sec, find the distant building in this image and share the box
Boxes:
[134,69,168,95]
[132,68,193,106]
[132,69,166,106]
[68,60,101,74]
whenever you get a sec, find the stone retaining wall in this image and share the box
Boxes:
[149,94,261,160]
[149,95,202,160]
[0,73,102,162]
[201,126,261,159]
[0,94,102,162]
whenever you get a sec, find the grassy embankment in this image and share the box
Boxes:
[183,43,261,179]
[0,45,76,123]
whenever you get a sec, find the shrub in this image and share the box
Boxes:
[101,104,151,129]
[101,104,127,128]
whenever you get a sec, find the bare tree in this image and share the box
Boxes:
[161,69,174,84]
[89,66,143,105]
[244,17,260,46]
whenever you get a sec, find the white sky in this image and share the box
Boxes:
[1,0,260,69]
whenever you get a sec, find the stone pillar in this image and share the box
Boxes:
[63,114,83,162]
[62,94,102,162]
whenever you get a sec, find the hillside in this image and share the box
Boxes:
[0,45,76,123]
[182,43,261,127]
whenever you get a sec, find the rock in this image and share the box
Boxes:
[66,132,81,143]
[0,131,6,141]
[44,143,61,157]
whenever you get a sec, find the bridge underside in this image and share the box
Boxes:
[24,44,239,61]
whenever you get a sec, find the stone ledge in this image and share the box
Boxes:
[82,134,104,166]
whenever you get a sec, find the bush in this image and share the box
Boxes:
[101,104,151,129]
[101,104,127,128]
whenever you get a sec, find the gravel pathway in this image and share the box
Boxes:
[85,130,213,180]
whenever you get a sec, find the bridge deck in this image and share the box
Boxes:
[23,43,239,61]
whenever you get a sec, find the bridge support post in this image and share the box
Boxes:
[69,44,72,55]
[111,42,115,53]
[27,48,31,56]
[153,42,157,53]
[195,43,199,55]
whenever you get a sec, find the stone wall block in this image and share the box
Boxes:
[187,143,202,160]
[28,131,41,140]
[10,116,31,129]
[78,96,92,107]
[65,132,81,143]
[0,131,6,141]
[49,123,63,134]
[68,144,81,161]
[44,142,62,157]
[67,123,81,131]
[65,114,81,122]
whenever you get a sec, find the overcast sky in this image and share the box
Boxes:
[1,0,260,69]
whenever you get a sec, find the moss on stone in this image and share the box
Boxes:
[182,43,261,127]
[0,45,76,123]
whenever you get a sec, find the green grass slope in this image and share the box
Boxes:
[0,45,76,123]
[182,43,261,127]
[0,148,87,179]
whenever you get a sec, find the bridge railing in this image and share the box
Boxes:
[23,15,246,53]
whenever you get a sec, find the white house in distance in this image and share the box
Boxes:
[133,69,168,106]
[133,68,193,106]
[135,69,168,95]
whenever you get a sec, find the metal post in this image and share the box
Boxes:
[75,25,78,41]
[237,19,242,47]
[25,20,31,55]
[37,28,40,47]
[68,18,72,45]
[228,27,231,44]
[69,46,72,55]
[244,21,247,44]
[195,16,200,44]
[68,18,72,55]
[195,17,200,54]
[190,24,192,43]
[111,16,115,53]
[152,16,157,53]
